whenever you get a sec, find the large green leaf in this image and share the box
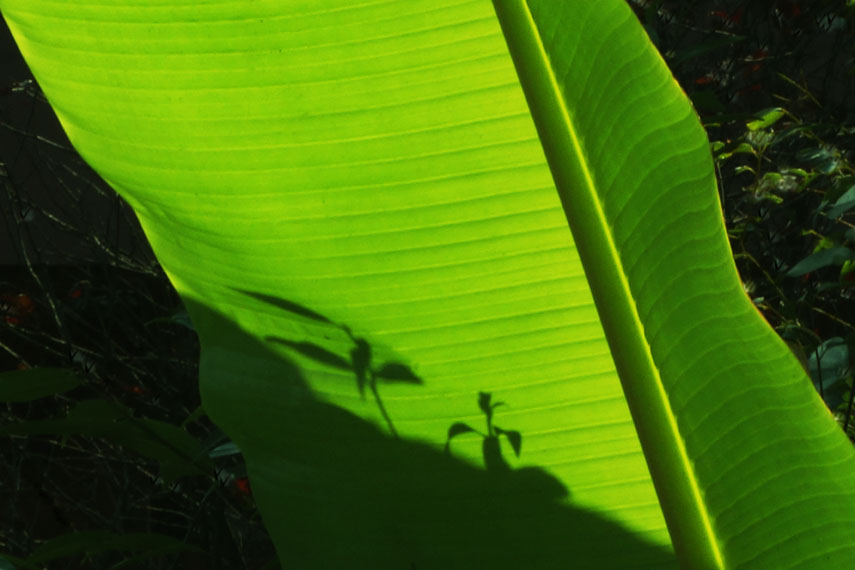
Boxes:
[3,0,854,568]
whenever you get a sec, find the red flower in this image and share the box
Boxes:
[234,477,251,496]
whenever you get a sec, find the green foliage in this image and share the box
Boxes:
[630,0,855,438]
[0,368,80,402]
[2,1,855,568]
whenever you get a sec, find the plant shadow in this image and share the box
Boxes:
[186,297,676,569]
[239,289,422,439]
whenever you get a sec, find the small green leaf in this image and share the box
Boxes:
[715,142,755,161]
[209,441,241,458]
[826,186,855,218]
[786,246,855,276]
[796,146,839,173]
[747,107,785,131]
[758,193,784,204]
[0,368,81,402]
[813,236,835,253]
[747,129,775,149]
[754,172,783,195]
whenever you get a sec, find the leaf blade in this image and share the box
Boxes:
[494,0,855,567]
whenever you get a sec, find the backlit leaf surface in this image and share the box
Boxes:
[2,1,854,567]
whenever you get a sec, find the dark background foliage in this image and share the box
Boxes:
[1,1,853,567]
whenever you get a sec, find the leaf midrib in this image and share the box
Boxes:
[490,1,723,567]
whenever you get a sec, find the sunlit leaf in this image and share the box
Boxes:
[3,0,855,568]
[746,107,785,131]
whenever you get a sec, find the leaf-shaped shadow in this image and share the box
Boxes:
[446,393,524,475]
[264,337,351,371]
[373,362,422,384]
[190,299,676,569]
[494,426,522,458]
[446,422,477,441]
[236,289,333,324]
[240,290,423,438]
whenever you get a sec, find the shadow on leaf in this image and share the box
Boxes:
[189,297,675,569]
[446,392,525,476]
[241,289,421,438]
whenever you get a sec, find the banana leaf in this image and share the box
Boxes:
[2,0,854,567]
